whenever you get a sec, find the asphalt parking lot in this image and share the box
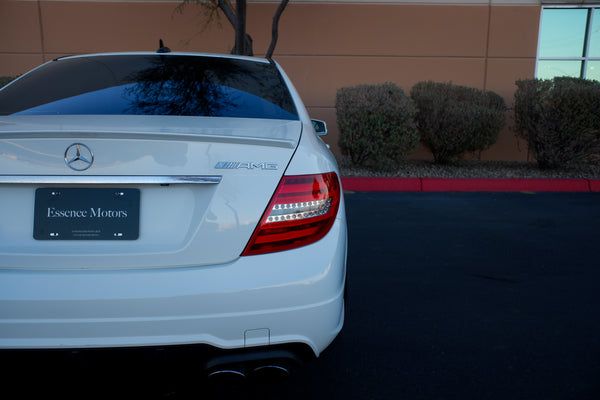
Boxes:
[233,191,600,400]
[7,191,600,399]
[327,191,600,400]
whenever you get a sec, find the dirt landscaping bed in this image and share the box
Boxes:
[337,158,600,180]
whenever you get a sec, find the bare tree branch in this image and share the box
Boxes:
[217,0,236,27]
[266,0,289,59]
[177,0,288,57]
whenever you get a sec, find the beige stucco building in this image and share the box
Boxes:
[1,0,598,160]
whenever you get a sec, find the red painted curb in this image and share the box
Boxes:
[341,177,597,192]
[421,178,589,192]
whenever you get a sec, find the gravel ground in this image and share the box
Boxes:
[337,157,600,179]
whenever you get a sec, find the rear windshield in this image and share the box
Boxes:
[0,55,298,120]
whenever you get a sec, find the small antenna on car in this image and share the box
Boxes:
[157,39,171,53]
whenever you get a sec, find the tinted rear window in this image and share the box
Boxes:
[0,55,298,120]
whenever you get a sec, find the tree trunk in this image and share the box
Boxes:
[265,0,289,58]
[234,0,247,55]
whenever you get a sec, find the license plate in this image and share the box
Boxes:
[34,188,140,240]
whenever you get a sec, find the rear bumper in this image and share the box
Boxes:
[0,218,346,356]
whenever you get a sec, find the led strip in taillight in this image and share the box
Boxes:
[266,198,333,223]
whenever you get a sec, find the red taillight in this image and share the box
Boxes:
[242,172,341,256]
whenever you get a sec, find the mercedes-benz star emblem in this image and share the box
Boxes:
[64,143,94,171]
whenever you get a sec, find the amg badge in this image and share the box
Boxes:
[215,161,278,170]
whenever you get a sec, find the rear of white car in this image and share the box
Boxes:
[0,53,346,376]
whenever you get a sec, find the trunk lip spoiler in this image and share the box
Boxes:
[0,175,222,185]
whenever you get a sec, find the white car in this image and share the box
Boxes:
[0,52,346,378]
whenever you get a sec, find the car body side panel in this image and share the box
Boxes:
[272,60,340,177]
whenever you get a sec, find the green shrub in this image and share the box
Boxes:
[336,82,419,171]
[514,77,600,169]
[410,81,506,164]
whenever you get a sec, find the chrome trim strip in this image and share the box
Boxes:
[0,175,222,185]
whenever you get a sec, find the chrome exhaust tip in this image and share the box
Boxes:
[251,364,290,380]
[207,368,246,383]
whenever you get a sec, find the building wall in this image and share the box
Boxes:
[0,0,542,160]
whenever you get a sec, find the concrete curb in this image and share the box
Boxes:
[341,177,600,192]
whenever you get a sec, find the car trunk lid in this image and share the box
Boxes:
[0,115,301,270]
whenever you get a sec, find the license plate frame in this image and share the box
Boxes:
[34,188,140,240]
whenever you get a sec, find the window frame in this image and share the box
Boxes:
[536,5,600,80]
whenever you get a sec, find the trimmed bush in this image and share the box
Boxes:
[514,77,600,169]
[336,82,419,171]
[410,81,506,164]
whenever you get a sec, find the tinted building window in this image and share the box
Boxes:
[537,7,600,80]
